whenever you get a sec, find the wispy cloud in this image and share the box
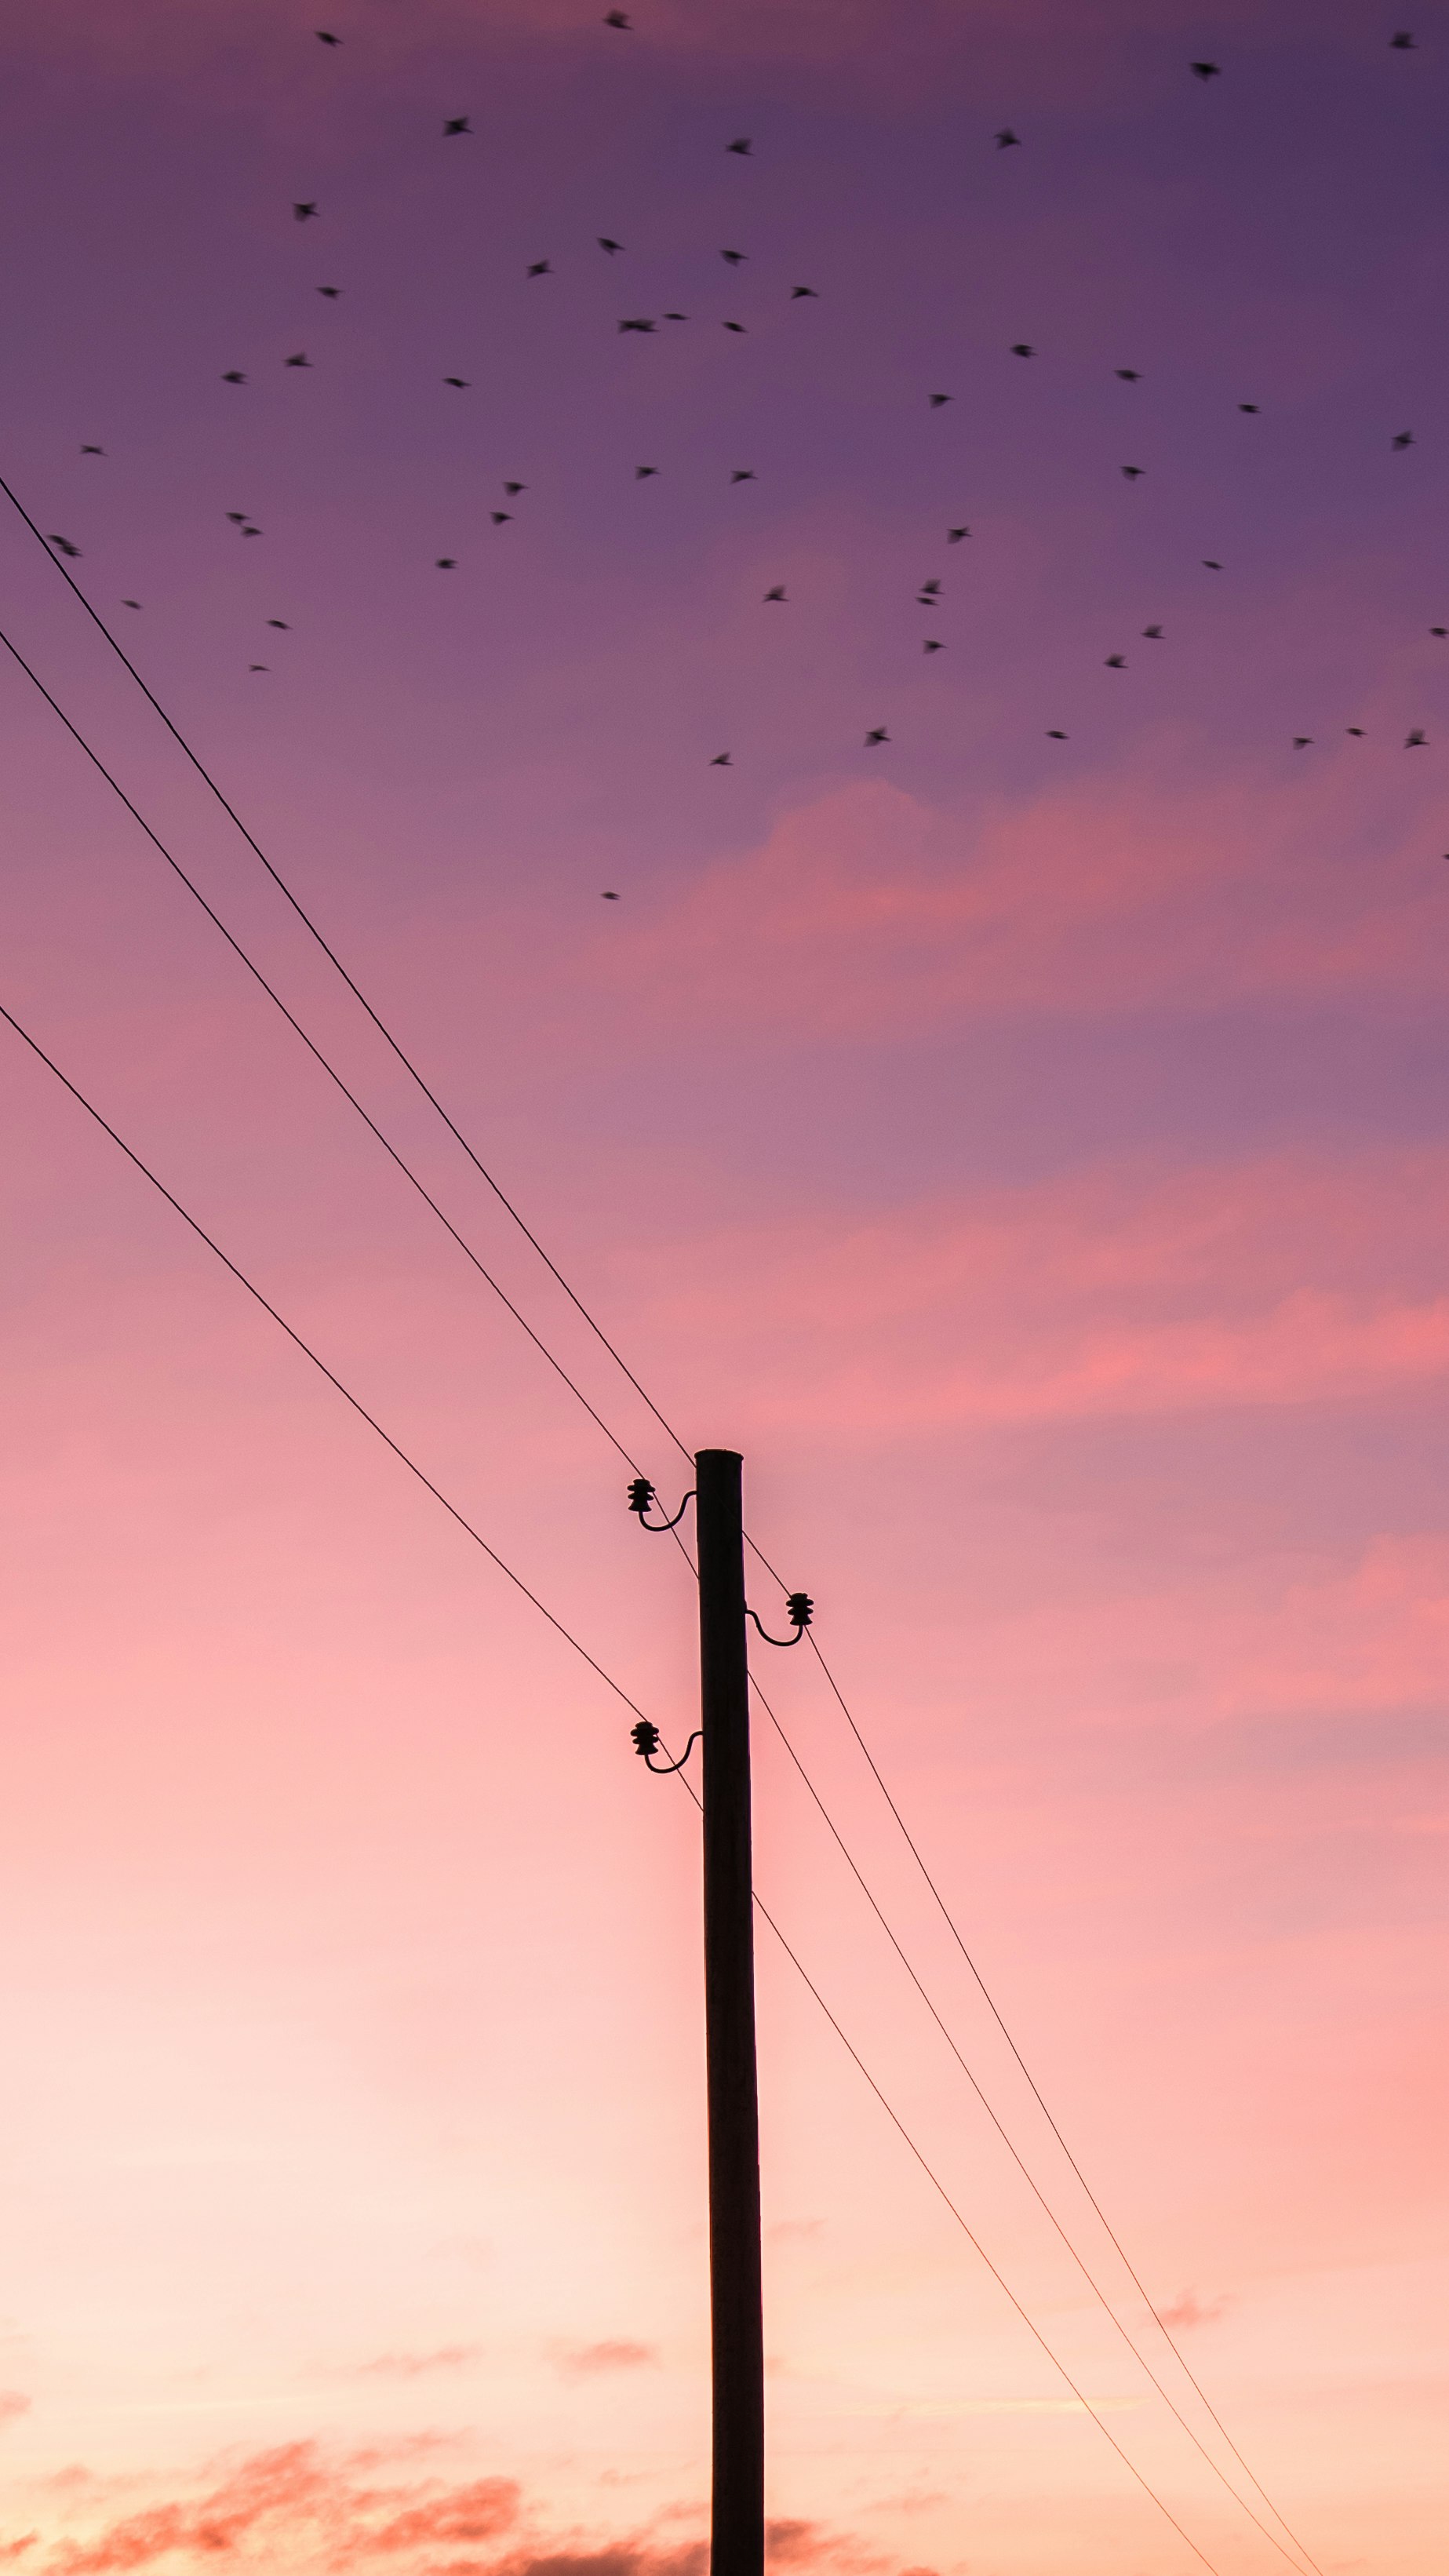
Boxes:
[345,2348,484,2381]
[1156,2291,1232,2330]
[551,2343,660,2381]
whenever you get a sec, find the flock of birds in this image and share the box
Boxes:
[33,19,1449,889]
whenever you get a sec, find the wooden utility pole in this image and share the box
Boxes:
[696,1447,765,2576]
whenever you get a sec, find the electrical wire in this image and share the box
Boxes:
[0,995,650,1726]
[0,471,695,1470]
[5,485,1323,2571]
[745,1664,1316,2576]
[0,625,656,1481]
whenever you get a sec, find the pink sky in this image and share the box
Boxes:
[1,4,1445,2572]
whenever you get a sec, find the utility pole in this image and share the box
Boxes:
[697,1448,765,2576]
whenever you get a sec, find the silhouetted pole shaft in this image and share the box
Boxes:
[697,1448,764,2576]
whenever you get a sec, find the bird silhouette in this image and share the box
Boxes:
[1346,727,1366,736]
[227,511,247,523]
[249,664,268,673]
[604,7,631,23]
[122,599,141,609]
[293,202,319,220]
[1293,735,1312,748]
[503,481,526,496]
[865,727,889,745]
[711,752,732,764]
[918,577,941,599]
[946,526,970,542]
[791,285,818,298]
[1121,465,1144,479]
[80,443,104,454]
[602,890,619,898]
[285,351,311,366]
[923,639,945,654]
[1433,626,1447,636]
[764,585,786,600]
[268,619,290,629]
[491,511,512,525]
[1393,430,1414,448]
[930,392,952,408]
[619,315,655,331]
[1105,653,1125,667]
[242,524,261,536]
[1010,342,1036,356]
[435,556,457,568]
[723,320,747,333]
[1203,558,1223,570]
[528,260,552,277]
[443,117,471,135]
[1116,368,1142,381]
[598,237,623,253]
[444,376,469,388]
[721,248,746,265]
[222,370,247,384]
[1390,30,1415,46]
[727,137,752,155]
[730,468,756,483]
[635,465,659,478]
[1406,727,1428,745]
[318,285,341,297]
[1191,60,1221,79]
[315,29,340,42]
[996,128,1021,147]
[1047,729,1068,739]
[663,311,688,321]
[1142,624,1163,638]
[47,534,80,556]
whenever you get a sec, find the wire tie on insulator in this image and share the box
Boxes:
[630,1720,701,1774]
[746,1590,814,1648]
[627,1479,696,1532]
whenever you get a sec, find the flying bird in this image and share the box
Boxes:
[726,137,752,154]
[604,8,631,23]
[601,890,619,899]
[947,526,970,542]
[47,534,80,556]
[80,443,104,454]
[444,376,469,388]
[1203,558,1223,569]
[1047,729,1067,739]
[122,599,141,609]
[721,248,746,264]
[1293,735,1312,748]
[318,285,341,297]
[635,465,659,478]
[249,664,268,673]
[923,639,945,654]
[1433,626,1447,636]
[528,259,552,276]
[1105,653,1126,667]
[730,468,756,482]
[1393,430,1414,448]
[293,202,319,220]
[443,117,471,135]
[1191,60,1221,79]
[1406,727,1428,745]
[1390,30,1416,46]
[711,752,732,764]
[284,351,311,366]
[435,556,457,567]
[723,320,747,332]
[227,511,247,523]
[791,285,818,298]
[918,578,941,598]
[222,370,246,383]
[268,619,290,629]
[1010,342,1036,356]
[619,315,655,331]
[598,237,623,253]
[503,481,526,495]
[663,311,688,321]
[1346,727,1366,736]
[491,511,512,525]
[764,585,786,600]
[1116,368,1142,381]
[315,29,340,42]
[1142,624,1163,638]
[242,524,261,536]
[930,392,952,408]
[996,128,1021,147]
[1121,465,1144,479]
[864,728,890,746]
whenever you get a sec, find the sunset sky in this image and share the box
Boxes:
[1,3,1447,2572]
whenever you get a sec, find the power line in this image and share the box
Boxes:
[5,479,1324,2570]
[0,994,650,1726]
[0,470,695,1470]
[745,1663,1316,2576]
[0,621,652,1481]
